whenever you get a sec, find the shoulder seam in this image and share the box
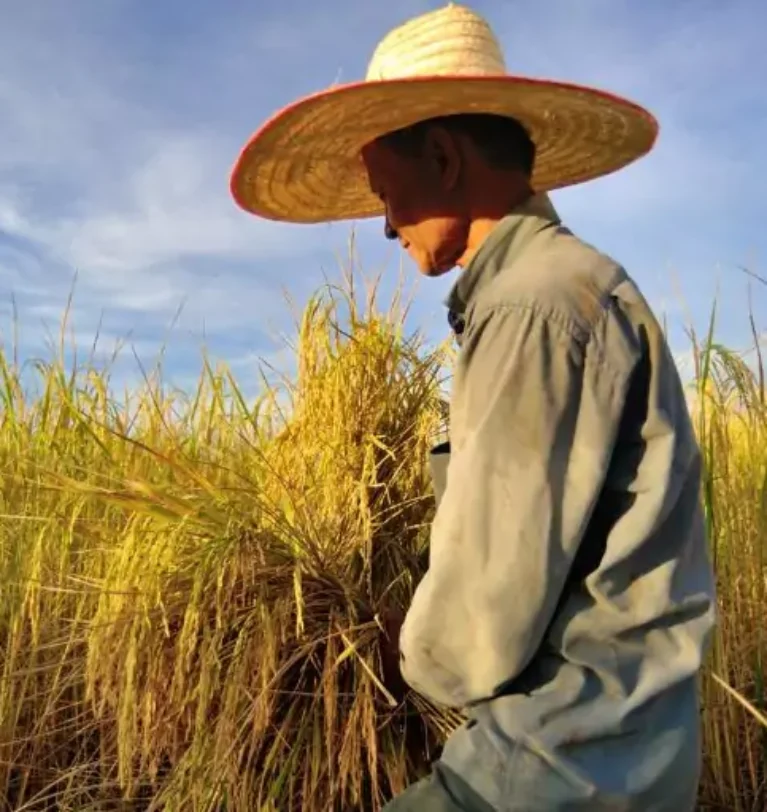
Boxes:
[469,301,589,346]
[467,300,627,383]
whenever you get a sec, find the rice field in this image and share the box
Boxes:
[0,268,764,811]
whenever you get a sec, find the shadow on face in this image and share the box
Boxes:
[360,115,535,277]
[361,134,470,277]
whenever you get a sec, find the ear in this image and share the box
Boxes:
[423,126,462,192]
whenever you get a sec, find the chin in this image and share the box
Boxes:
[422,258,458,277]
[422,265,451,278]
[408,256,439,276]
[407,248,458,278]
[413,259,440,277]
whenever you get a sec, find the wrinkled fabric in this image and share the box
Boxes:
[396,194,716,811]
[384,763,496,811]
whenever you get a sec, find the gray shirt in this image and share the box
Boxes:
[398,194,716,810]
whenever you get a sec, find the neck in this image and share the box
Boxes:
[451,164,533,267]
[459,217,510,266]
[456,188,533,267]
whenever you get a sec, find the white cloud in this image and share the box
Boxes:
[0,2,344,372]
[0,130,330,309]
[0,0,764,397]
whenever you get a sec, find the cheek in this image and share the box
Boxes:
[386,176,441,234]
[386,196,420,233]
[415,216,464,250]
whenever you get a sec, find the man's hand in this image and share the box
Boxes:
[379,608,407,703]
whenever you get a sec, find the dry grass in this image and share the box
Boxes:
[691,310,767,810]
[0,267,764,811]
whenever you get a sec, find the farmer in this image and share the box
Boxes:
[230,4,716,810]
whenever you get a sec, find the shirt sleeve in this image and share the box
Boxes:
[398,302,636,708]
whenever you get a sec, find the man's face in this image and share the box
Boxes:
[361,135,469,277]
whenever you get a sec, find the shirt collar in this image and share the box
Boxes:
[444,192,562,317]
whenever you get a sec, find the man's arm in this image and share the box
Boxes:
[398,302,637,708]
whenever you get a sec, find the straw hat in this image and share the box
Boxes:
[230,3,658,224]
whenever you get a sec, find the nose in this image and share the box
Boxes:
[384,218,398,241]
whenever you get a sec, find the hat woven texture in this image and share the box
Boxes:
[230,3,658,223]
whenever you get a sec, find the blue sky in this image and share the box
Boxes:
[0,0,764,397]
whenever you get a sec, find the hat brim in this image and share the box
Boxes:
[230,74,659,223]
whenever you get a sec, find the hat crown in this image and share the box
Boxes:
[365,4,507,82]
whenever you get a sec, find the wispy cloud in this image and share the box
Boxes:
[0,132,331,310]
[0,0,763,395]
[0,1,347,390]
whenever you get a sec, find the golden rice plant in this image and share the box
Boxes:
[0,265,458,811]
[690,306,767,811]
[0,264,766,811]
